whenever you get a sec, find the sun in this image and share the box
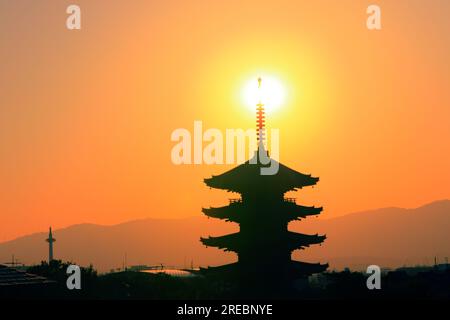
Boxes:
[242,75,286,113]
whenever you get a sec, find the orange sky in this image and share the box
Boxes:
[1,0,449,242]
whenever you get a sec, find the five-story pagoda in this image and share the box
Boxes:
[201,78,327,289]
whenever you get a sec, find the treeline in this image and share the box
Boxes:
[6,260,449,299]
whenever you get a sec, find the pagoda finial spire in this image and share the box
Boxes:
[256,77,266,147]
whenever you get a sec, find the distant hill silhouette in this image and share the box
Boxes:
[0,200,449,272]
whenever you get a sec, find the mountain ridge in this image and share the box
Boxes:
[1,200,448,271]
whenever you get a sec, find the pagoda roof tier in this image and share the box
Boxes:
[204,151,319,193]
[201,233,240,252]
[202,201,323,223]
[199,262,238,275]
[287,231,326,251]
[200,261,328,277]
[201,231,326,253]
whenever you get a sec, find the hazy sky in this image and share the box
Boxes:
[1,0,449,241]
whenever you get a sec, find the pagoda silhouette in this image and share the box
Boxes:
[200,78,327,292]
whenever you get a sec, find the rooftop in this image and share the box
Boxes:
[0,265,55,287]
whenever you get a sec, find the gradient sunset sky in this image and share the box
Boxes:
[1,0,449,241]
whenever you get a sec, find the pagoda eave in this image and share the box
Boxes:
[287,232,327,251]
[200,261,328,278]
[200,234,239,252]
[202,209,237,223]
[199,262,238,276]
[202,202,323,223]
[203,160,320,193]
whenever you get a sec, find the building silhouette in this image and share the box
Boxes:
[200,78,327,291]
[0,265,56,298]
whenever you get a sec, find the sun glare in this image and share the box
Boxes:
[243,75,286,113]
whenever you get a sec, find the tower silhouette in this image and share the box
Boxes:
[200,78,327,292]
[46,227,56,263]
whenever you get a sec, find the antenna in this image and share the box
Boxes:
[3,254,22,268]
